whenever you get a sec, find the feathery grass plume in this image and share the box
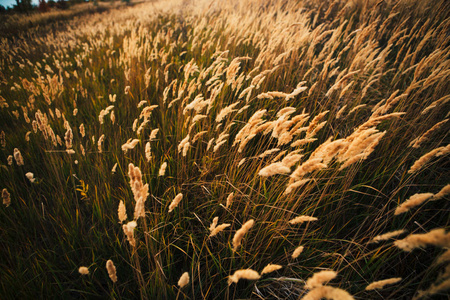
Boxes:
[285,179,310,195]
[261,264,282,275]
[25,172,35,183]
[210,223,231,238]
[259,148,280,158]
[66,149,75,155]
[291,138,317,148]
[421,94,450,115]
[0,131,5,148]
[111,163,118,174]
[149,128,159,141]
[291,158,327,180]
[233,219,255,251]
[79,124,85,138]
[145,142,151,162]
[292,245,304,259]
[302,286,354,300]
[192,131,207,143]
[281,153,304,168]
[437,249,450,265]
[109,94,116,103]
[228,269,260,285]
[434,184,450,200]
[289,215,318,225]
[168,193,183,213]
[409,119,448,148]
[408,144,450,173]
[178,272,189,288]
[178,134,190,153]
[121,138,140,153]
[78,266,89,275]
[366,278,402,290]
[216,101,240,123]
[118,200,127,223]
[413,274,450,300]
[259,162,291,177]
[7,155,13,165]
[97,134,105,153]
[158,162,167,176]
[106,260,117,283]
[128,164,148,220]
[394,193,434,215]
[210,217,219,232]
[394,228,450,252]
[13,148,24,166]
[371,229,407,243]
[226,192,234,209]
[2,188,11,207]
[305,270,337,289]
[335,105,347,119]
[122,221,137,247]
[238,158,247,167]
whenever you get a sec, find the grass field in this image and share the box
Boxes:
[0,0,449,299]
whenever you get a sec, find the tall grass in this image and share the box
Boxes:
[1,0,449,299]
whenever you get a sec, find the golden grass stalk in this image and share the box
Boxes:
[285,179,311,195]
[158,162,167,176]
[371,229,407,243]
[145,142,151,162]
[97,134,105,153]
[408,144,450,173]
[178,134,190,154]
[232,219,254,251]
[259,148,280,158]
[365,278,402,290]
[394,193,434,215]
[261,264,282,275]
[78,266,89,275]
[178,272,189,288]
[25,172,35,183]
[335,105,347,119]
[302,286,354,300]
[118,200,127,223]
[210,217,219,232]
[434,184,450,200]
[79,124,85,138]
[111,163,117,174]
[106,259,117,283]
[168,193,183,213]
[289,215,318,225]
[210,223,231,238]
[292,245,304,259]
[13,148,24,166]
[421,94,450,115]
[305,270,337,289]
[121,138,140,153]
[409,119,448,148]
[437,249,450,265]
[2,188,11,207]
[226,192,234,208]
[259,162,291,177]
[394,228,450,252]
[122,221,137,247]
[216,101,240,123]
[149,128,159,141]
[290,158,327,180]
[228,269,260,285]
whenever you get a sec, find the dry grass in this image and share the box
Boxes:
[0,0,449,299]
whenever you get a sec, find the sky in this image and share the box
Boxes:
[0,0,40,8]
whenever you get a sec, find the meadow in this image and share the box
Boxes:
[0,0,449,299]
